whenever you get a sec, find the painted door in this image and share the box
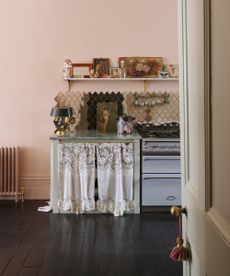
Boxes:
[178,0,230,275]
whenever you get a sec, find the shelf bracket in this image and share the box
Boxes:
[67,80,71,92]
[142,80,148,93]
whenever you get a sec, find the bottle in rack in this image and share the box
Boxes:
[119,60,127,78]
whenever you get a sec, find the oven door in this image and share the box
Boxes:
[142,174,181,206]
[142,155,181,174]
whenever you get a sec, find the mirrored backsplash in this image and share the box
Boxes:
[54,91,179,132]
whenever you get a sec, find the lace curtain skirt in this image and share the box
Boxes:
[58,143,96,214]
[96,143,134,216]
[58,143,134,216]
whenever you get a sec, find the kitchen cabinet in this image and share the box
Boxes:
[50,131,141,214]
[142,174,181,206]
[142,156,181,174]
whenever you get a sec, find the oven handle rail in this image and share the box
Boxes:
[143,156,180,160]
[143,174,181,180]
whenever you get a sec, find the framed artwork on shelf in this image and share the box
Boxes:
[93,58,110,77]
[163,64,179,78]
[118,57,163,78]
[71,63,93,78]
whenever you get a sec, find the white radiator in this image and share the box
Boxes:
[0,146,23,201]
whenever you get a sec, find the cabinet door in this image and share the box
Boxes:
[142,174,181,206]
[142,156,181,174]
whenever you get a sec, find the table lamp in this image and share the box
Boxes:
[50,107,75,136]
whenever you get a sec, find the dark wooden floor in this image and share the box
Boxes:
[0,201,182,276]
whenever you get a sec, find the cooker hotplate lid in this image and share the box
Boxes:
[135,121,180,138]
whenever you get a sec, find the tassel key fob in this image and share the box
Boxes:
[170,206,191,261]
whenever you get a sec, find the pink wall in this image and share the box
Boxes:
[0,0,178,199]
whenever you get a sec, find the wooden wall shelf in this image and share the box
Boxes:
[63,77,179,81]
[63,77,179,92]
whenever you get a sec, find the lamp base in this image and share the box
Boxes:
[55,130,65,136]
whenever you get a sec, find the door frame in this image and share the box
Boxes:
[204,0,212,212]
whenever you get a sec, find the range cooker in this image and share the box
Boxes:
[135,122,181,209]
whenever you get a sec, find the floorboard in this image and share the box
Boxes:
[0,201,182,276]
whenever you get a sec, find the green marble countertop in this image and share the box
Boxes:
[50,130,142,141]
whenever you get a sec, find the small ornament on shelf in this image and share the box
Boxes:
[110,67,121,78]
[119,60,127,78]
[89,69,99,78]
[164,64,179,78]
[62,59,72,79]
[158,71,169,78]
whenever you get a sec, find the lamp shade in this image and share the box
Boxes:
[50,107,74,117]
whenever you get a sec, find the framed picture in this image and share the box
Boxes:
[118,57,163,78]
[163,64,179,78]
[110,67,121,78]
[93,58,110,77]
[96,102,118,132]
[87,92,124,131]
[71,63,93,78]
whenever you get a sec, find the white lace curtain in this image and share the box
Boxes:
[58,143,96,214]
[96,143,134,216]
[58,143,134,216]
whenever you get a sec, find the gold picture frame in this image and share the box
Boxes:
[71,63,93,78]
[96,102,118,133]
[93,58,110,77]
[118,57,163,78]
